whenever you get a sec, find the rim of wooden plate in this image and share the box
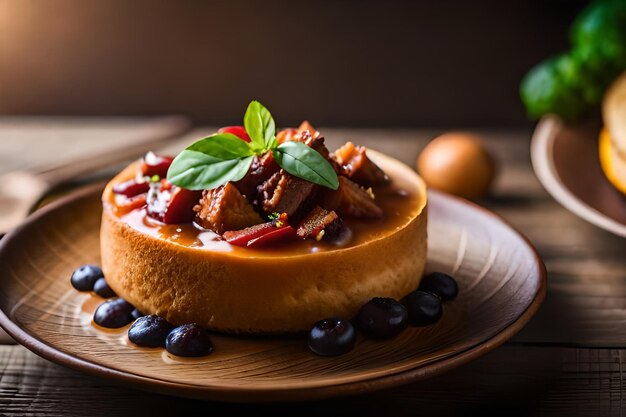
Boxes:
[0,184,547,403]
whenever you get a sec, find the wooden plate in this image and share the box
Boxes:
[0,185,545,402]
[531,115,626,237]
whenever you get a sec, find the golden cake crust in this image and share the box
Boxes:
[100,151,428,334]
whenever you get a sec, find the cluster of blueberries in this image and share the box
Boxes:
[71,265,212,357]
[71,265,457,358]
[308,272,458,356]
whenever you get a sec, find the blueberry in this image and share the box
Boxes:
[128,315,174,347]
[419,272,459,302]
[131,308,145,320]
[93,298,135,328]
[93,278,116,298]
[308,318,356,356]
[165,324,213,357]
[356,297,408,339]
[402,290,442,326]
[70,265,103,291]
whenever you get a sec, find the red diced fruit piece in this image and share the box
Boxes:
[147,185,201,224]
[141,152,174,178]
[222,218,298,248]
[163,188,202,224]
[112,179,149,198]
[247,225,298,247]
[218,126,251,143]
[116,194,147,214]
[223,222,276,246]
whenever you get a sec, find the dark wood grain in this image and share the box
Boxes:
[0,345,622,417]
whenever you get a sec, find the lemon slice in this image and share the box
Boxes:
[599,128,626,195]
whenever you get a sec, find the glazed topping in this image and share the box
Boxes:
[110,101,393,248]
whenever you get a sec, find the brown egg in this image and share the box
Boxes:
[417,133,495,199]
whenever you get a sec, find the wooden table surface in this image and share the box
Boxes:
[0,119,624,416]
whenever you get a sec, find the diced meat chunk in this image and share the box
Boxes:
[296,120,319,139]
[276,128,297,144]
[233,152,280,200]
[323,176,383,218]
[293,131,342,174]
[303,132,331,159]
[297,206,343,241]
[333,142,389,187]
[258,170,318,218]
[194,183,263,234]
[275,122,341,173]
[276,120,320,144]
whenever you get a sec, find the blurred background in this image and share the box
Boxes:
[0,0,587,127]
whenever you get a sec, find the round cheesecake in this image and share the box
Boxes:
[100,150,427,334]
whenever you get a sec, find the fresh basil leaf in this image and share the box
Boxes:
[272,142,339,190]
[243,100,276,151]
[186,133,253,160]
[167,150,254,190]
[266,135,278,150]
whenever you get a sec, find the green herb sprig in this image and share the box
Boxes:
[167,101,339,190]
